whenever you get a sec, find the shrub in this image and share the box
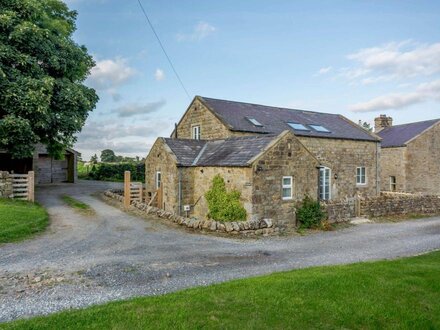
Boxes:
[296,195,326,229]
[87,162,145,182]
[205,175,247,222]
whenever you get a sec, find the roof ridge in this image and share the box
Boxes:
[191,143,208,166]
[199,96,337,116]
[382,118,440,130]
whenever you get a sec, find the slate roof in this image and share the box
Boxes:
[163,135,277,167]
[198,96,378,142]
[378,119,440,148]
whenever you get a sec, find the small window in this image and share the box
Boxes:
[247,117,263,127]
[310,124,331,133]
[192,125,201,140]
[156,171,161,189]
[287,122,309,131]
[282,176,293,200]
[390,176,396,192]
[356,167,366,185]
[319,167,331,200]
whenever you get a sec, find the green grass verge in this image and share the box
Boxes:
[61,195,94,215]
[3,251,440,329]
[0,198,49,244]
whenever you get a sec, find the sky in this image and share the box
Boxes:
[65,0,440,160]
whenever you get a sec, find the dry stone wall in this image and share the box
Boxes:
[104,190,279,237]
[360,193,440,218]
[0,171,13,198]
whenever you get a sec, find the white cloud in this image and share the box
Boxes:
[154,68,165,81]
[349,79,440,112]
[342,40,440,84]
[87,57,136,93]
[176,21,216,42]
[75,118,174,159]
[111,100,166,117]
[317,66,332,75]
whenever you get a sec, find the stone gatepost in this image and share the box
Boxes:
[0,171,13,198]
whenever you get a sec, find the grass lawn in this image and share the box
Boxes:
[3,251,440,329]
[61,195,94,215]
[0,198,48,244]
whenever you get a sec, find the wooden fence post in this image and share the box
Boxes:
[124,171,131,208]
[28,171,35,202]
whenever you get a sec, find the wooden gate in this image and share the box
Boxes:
[11,171,34,202]
[130,182,143,203]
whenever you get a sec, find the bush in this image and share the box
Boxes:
[205,175,247,222]
[87,162,145,182]
[296,195,326,229]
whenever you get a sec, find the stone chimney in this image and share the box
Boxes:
[374,115,393,133]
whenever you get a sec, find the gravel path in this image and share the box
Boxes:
[1,180,439,322]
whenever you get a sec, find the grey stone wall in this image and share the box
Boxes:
[0,171,13,198]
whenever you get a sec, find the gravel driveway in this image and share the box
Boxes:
[1,180,439,322]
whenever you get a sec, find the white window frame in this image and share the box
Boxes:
[282,176,293,200]
[155,171,161,189]
[192,125,201,140]
[390,176,396,192]
[319,167,331,201]
[356,167,367,185]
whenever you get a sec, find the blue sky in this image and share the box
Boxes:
[66,0,440,160]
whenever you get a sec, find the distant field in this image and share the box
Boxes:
[78,162,144,182]
[0,199,48,243]
[5,250,440,329]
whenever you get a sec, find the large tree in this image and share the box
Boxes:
[0,0,98,159]
[100,149,117,163]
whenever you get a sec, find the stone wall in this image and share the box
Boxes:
[174,98,253,140]
[144,138,179,214]
[252,133,319,228]
[190,166,253,220]
[360,192,440,218]
[104,190,280,237]
[0,171,13,198]
[380,147,407,192]
[322,198,357,223]
[298,137,380,200]
[406,122,440,195]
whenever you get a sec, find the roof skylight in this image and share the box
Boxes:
[247,117,263,127]
[309,124,331,133]
[287,122,309,131]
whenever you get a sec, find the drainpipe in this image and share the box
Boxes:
[178,167,182,216]
[376,142,380,196]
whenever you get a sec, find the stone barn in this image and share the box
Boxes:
[145,96,381,228]
[0,144,79,184]
[375,115,440,194]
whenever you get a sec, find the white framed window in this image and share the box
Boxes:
[282,176,293,200]
[356,167,366,185]
[319,167,331,200]
[390,176,396,192]
[155,171,161,189]
[192,125,201,140]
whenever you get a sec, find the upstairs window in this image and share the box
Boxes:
[310,124,331,133]
[246,117,263,127]
[192,125,201,140]
[319,167,331,200]
[282,176,293,200]
[390,176,396,192]
[287,122,309,131]
[356,167,366,185]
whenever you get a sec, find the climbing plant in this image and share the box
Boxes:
[205,175,247,222]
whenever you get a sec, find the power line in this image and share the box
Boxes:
[136,0,191,99]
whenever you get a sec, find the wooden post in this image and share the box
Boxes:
[124,171,131,208]
[28,171,35,202]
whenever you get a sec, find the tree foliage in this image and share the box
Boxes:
[205,175,247,222]
[100,149,117,163]
[0,0,98,159]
